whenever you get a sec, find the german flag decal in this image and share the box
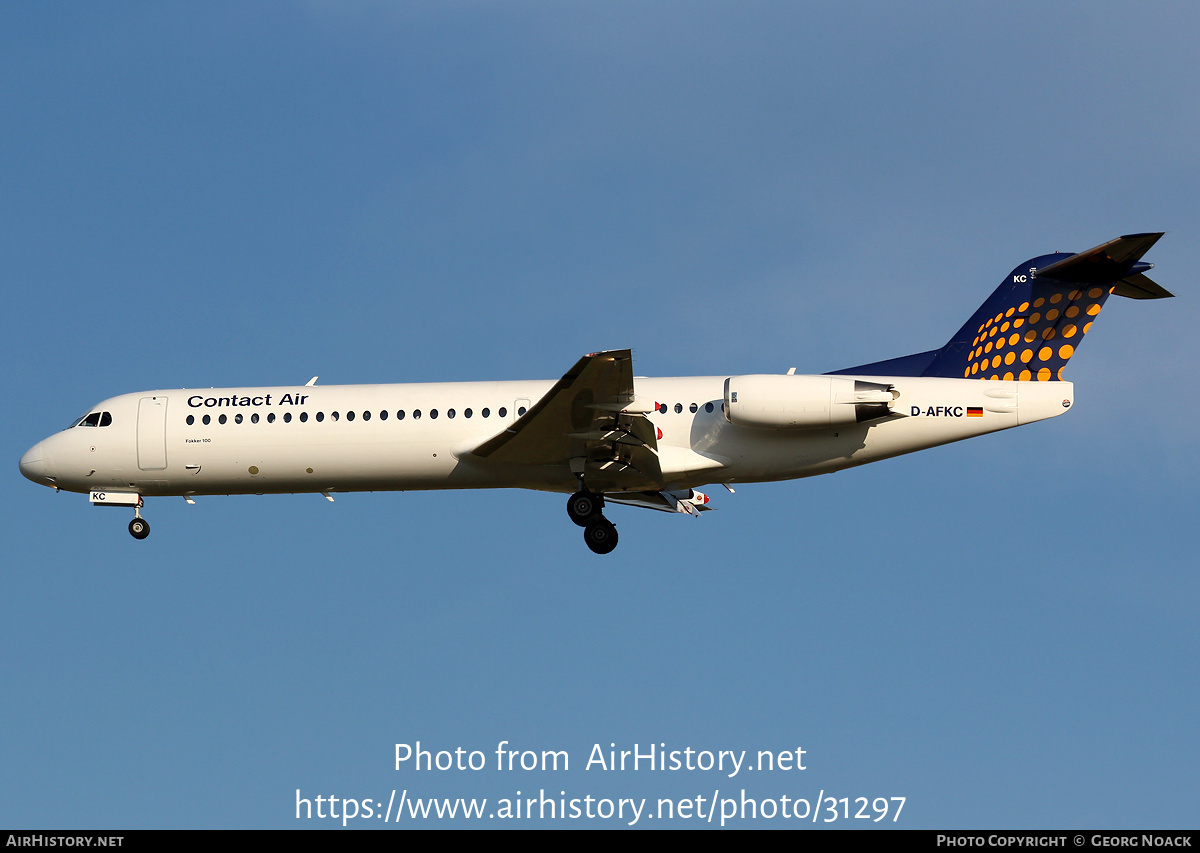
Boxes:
[967,407,983,418]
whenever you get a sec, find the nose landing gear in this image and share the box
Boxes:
[89,491,150,540]
[128,505,150,540]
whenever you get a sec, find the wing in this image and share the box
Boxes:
[468,349,664,492]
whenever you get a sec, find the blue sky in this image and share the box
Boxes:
[3,2,1197,828]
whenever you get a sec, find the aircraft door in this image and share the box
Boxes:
[137,396,168,470]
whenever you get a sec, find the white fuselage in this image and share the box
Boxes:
[20,374,1073,499]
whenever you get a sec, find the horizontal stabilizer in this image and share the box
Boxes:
[1112,272,1174,300]
[1034,232,1165,285]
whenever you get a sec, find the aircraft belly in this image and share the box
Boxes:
[706,429,868,482]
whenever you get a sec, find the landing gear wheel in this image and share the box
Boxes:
[567,490,603,527]
[128,517,150,540]
[583,518,618,555]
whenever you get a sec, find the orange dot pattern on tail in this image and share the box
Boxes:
[964,283,1112,380]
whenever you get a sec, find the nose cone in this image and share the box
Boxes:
[20,441,51,486]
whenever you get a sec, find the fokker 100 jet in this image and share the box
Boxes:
[20,234,1171,553]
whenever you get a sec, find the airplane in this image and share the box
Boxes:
[20,233,1171,554]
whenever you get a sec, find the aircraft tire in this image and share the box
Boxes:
[567,490,602,527]
[583,518,618,555]
[128,518,150,540]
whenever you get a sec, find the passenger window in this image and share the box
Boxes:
[219,414,227,424]
[331,411,339,421]
[413,409,422,419]
[430,409,438,419]
[482,408,490,418]
[347,411,355,422]
[251,413,260,424]
[300,412,308,423]
[203,414,212,425]
[447,409,455,419]
[397,410,405,420]
[705,402,714,413]
[267,413,276,423]
[498,407,507,418]
[464,408,472,418]
[674,403,682,413]
[235,413,243,424]
[315,412,324,422]
[379,410,388,421]
[362,410,371,421]
[689,403,697,413]
[518,406,527,416]
[283,412,292,423]
[187,415,195,426]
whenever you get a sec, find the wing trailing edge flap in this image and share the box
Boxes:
[465,349,664,489]
[606,488,715,515]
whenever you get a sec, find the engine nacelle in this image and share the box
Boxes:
[723,375,896,430]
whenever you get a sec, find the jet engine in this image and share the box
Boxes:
[723,375,897,429]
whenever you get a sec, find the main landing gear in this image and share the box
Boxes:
[567,488,618,555]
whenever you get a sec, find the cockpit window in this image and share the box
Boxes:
[71,411,113,428]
